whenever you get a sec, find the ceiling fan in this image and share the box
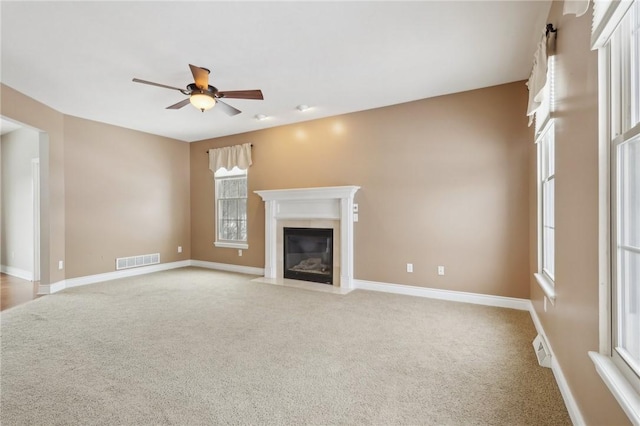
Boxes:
[132,64,263,116]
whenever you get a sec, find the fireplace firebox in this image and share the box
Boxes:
[283,227,333,284]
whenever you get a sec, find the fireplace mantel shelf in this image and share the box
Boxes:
[255,186,360,289]
[254,186,360,202]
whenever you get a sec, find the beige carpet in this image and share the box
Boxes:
[0,267,570,425]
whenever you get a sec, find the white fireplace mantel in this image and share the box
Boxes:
[255,186,360,289]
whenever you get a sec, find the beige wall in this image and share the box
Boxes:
[63,116,191,279]
[1,84,192,282]
[191,81,532,299]
[529,2,629,424]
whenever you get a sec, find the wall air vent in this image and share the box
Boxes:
[116,253,160,270]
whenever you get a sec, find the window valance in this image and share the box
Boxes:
[526,30,549,125]
[208,143,252,173]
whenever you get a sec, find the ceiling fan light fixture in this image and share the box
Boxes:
[190,92,216,112]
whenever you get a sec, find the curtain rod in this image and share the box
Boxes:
[206,144,253,154]
[546,23,557,37]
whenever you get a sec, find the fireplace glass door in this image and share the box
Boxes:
[283,228,333,284]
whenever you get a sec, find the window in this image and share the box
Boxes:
[214,166,248,249]
[615,131,640,380]
[535,122,556,301]
[533,52,556,302]
[611,0,640,390]
[590,1,640,422]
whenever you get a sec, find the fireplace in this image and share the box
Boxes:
[255,186,360,289]
[283,227,333,284]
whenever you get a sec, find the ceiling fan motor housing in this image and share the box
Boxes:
[187,83,218,97]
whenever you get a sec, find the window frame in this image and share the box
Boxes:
[534,120,557,303]
[533,54,557,303]
[591,1,640,422]
[213,166,249,250]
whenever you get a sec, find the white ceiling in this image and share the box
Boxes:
[1,1,550,143]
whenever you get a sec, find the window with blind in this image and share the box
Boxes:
[214,166,248,249]
[590,0,640,422]
[610,0,640,391]
[532,50,556,302]
[541,122,556,281]
[534,121,556,302]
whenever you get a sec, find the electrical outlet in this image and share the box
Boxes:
[58,260,64,270]
[407,263,413,273]
[438,266,445,276]
[238,249,243,257]
[177,246,182,253]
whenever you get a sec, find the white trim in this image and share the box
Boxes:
[190,260,264,276]
[66,260,191,288]
[534,273,557,303]
[37,280,65,295]
[254,186,360,202]
[214,241,248,250]
[34,260,263,294]
[352,279,530,310]
[589,352,640,424]
[592,0,635,49]
[32,158,40,282]
[597,45,613,355]
[529,304,587,426]
[1,265,33,281]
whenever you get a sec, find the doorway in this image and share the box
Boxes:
[0,117,47,288]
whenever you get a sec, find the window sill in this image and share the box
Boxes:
[534,273,556,304]
[589,351,640,424]
[214,242,249,250]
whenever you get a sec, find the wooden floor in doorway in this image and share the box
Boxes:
[1,273,39,311]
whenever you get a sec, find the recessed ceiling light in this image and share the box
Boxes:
[296,104,310,112]
[255,114,268,121]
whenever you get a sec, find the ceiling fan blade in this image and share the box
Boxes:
[189,64,210,90]
[166,98,191,110]
[215,99,242,116]
[217,90,264,100]
[132,78,185,92]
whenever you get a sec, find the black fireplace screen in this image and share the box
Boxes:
[283,227,333,284]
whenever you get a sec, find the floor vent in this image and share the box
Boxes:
[532,334,552,368]
[116,253,160,270]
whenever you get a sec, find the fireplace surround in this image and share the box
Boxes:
[255,186,360,288]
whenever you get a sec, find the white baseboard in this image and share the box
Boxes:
[1,265,34,281]
[352,279,531,311]
[529,304,586,425]
[36,260,262,294]
[37,260,191,294]
[65,260,191,289]
[190,260,264,276]
[37,280,66,295]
